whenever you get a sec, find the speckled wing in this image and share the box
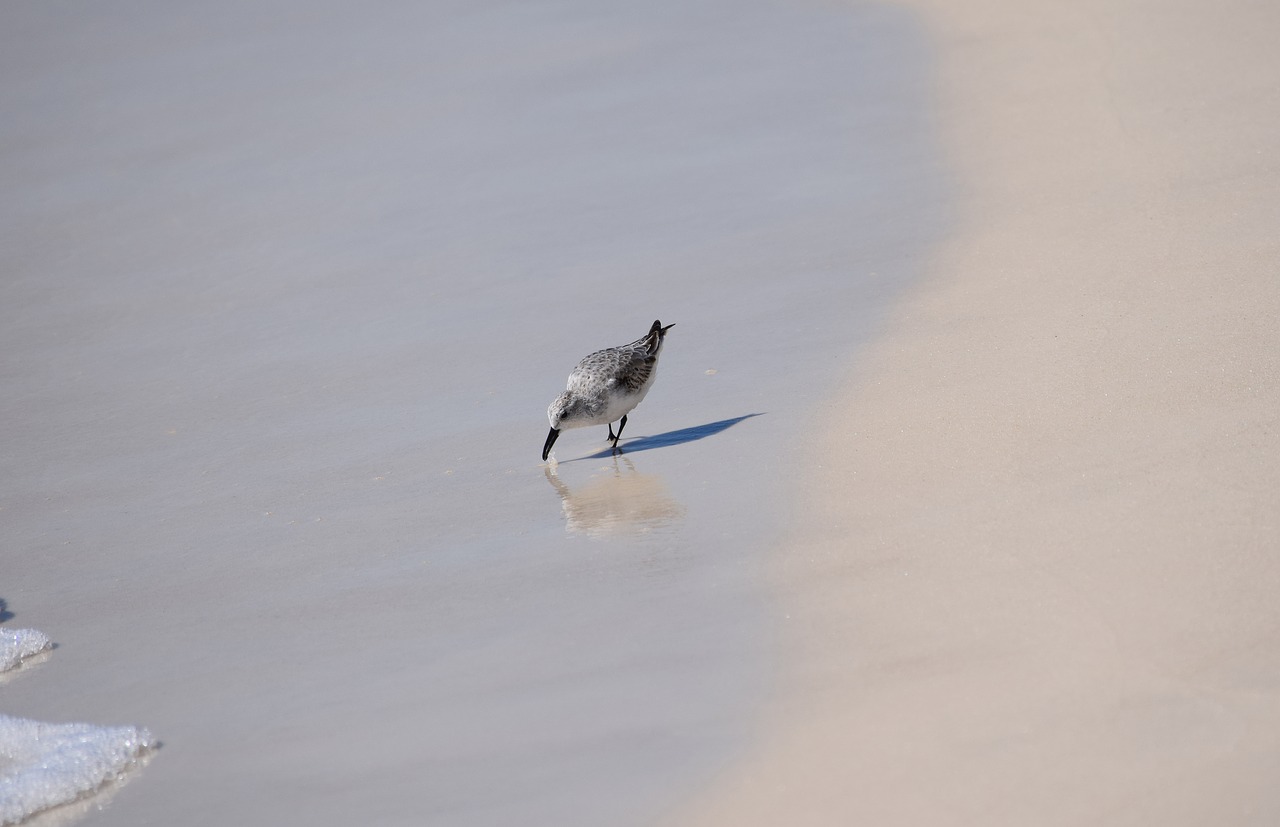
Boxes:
[566,344,653,394]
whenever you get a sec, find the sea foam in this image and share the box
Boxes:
[1,629,154,824]
[0,715,154,825]
[0,630,51,674]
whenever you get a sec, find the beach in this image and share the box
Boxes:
[3,0,1278,823]
[673,0,1280,824]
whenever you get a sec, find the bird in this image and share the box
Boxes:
[542,320,675,461]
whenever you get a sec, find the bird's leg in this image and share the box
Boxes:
[607,422,617,442]
[612,415,628,449]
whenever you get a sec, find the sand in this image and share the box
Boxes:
[672,0,1280,824]
[5,0,1276,822]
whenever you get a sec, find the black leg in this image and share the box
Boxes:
[607,422,617,441]
[613,415,628,446]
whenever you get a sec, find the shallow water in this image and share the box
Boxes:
[0,1,943,824]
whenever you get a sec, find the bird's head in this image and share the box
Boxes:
[548,391,591,430]
[547,392,568,430]
[543,391,580,460]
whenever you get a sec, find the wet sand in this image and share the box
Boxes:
[672,0,1280,824]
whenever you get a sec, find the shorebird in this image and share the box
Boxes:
[542,320,675,461]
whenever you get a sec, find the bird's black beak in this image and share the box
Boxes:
[542,427,560,461]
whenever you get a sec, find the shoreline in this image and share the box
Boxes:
[672,0,1280,823]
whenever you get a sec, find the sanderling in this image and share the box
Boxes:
[542,320,675,460]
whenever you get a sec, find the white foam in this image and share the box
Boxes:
[0,715,154,825]
[0,630,51,674]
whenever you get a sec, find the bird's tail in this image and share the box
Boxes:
[647,319,674,344]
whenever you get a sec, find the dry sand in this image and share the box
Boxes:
[672,0,1280,824]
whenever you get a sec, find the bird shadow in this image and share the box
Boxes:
[0,599,12,623]
[569,413,764,461]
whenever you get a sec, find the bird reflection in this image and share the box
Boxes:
[544,455,685,537]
